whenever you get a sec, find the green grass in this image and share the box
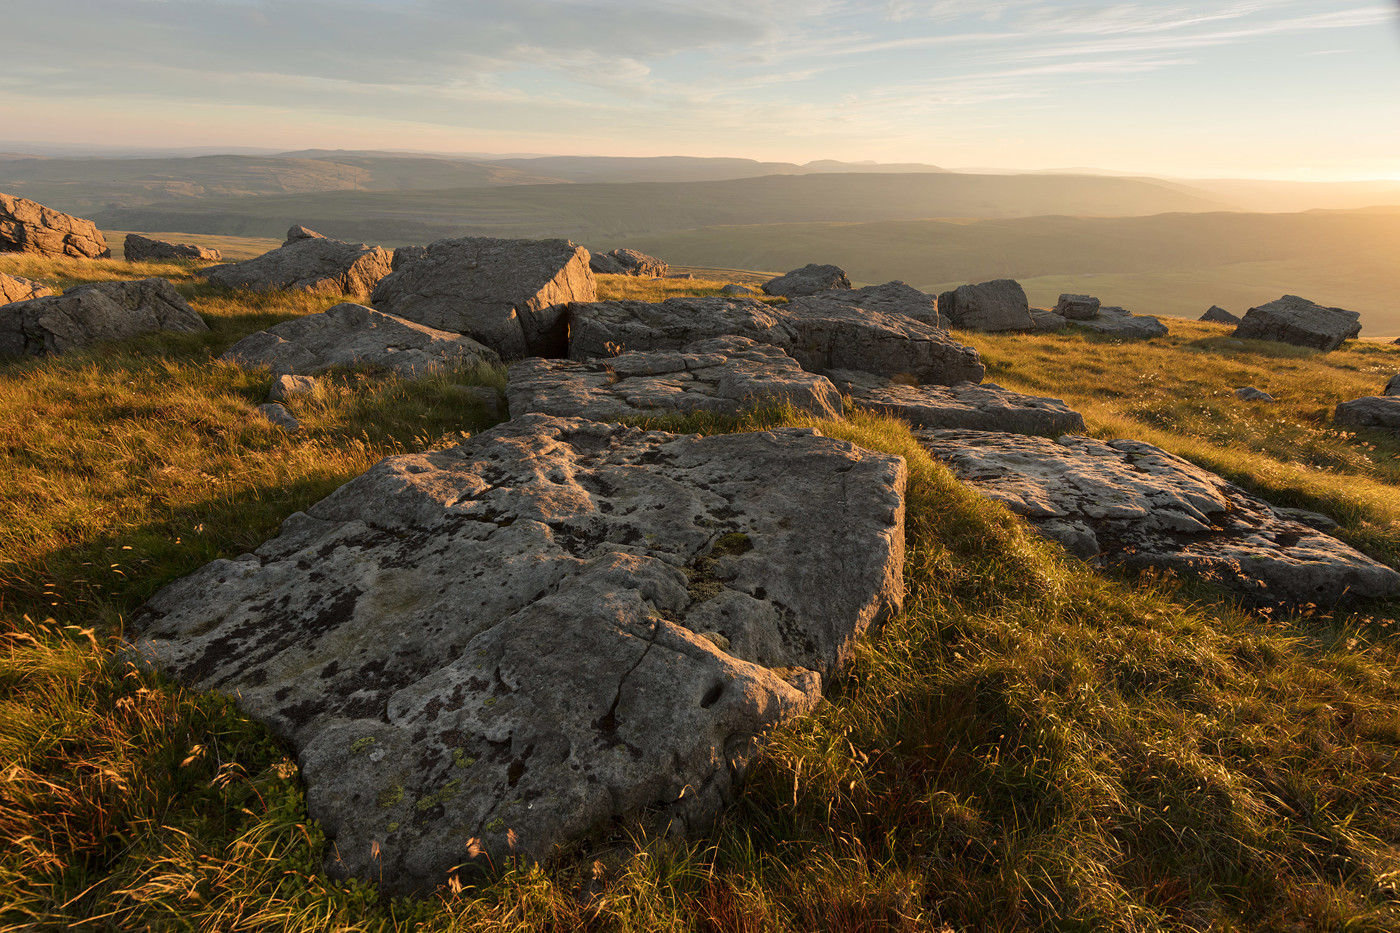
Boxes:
[3,259,1400,930]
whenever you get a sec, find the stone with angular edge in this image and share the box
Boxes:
[124,233,221,263]
[589,248,667,277]
[371,236,595,360]
[256,402,301,432]
[1335,396,1400,431]
[1054,294,1101,321]
[1386,375,1400,398]
[220,302,500,378]
[508,336,844,422]
[568,296,984,387]
[829,371,1085,435]
[269,374,318,402]
[1233,386,1276,402]
[0,272,55,305]
[937,279,1035,332]
[720,284,760,297]
[0,277,207,358]
[1029,309,1068,332]
[130,414,907,894]
[0,192,109,259]
[204,226,392,299]
[917,429,1399,607]
[1233,295,1361,351]
[761,263,851,297]
[1072,305,1169,339]
[1201,305,1242,325]
[793,281,940,328]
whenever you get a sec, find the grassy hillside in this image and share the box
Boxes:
[4,257,1400,930]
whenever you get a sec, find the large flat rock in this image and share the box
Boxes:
[371,237,595,360]
[1233,295,1361,351]
[829,371,1085,435]
[508,337,842,421]
[0,192,109,260]
[761,263,851,297]
[917,429,1399,607]
[791,281,940,328]
[205,226,392,300]
[220,303,500,377]
[937,279,1034,332]
[125,233,221,263]
[1070,305,1169,339]
[1335,396,1400,432]
[132,415,906,893]
[0,277,207,358]
[568,296,984,386]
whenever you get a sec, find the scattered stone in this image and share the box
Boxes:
[829,371,1085,435]
[937,279,1034,332]
[667,273,696,281]
[0,272,55,304]
[1201,305,1242,325]
[761,264,851,298]
[0,192,109,259]
[509,337,844,422]
[269,374,318,402]
[205,226,393,300]
[1334,396,1400,432]
[0,277,207,358]
[220,303,500,378]
[1384,374,1400,397]
[794,281,940,328]
[916,429,1399,607]
[1233,295,1361,351]
[589,249,667,277]
[1071,306,1169,339]
[567,296,985,387]
[256,402,301,432]
[1233,386,1276,402]
[446,384,505,420]
[1055,294,1101,321]
[124,233,221,263]
[371,237,595,360]
[1028,309,1068,332]
[132,414,907,894]
[720,284,760,297]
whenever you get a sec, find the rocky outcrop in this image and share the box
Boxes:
[0,277,207,357]
[937,279,1034,332]
[1201,305,1241,325]
[507,337,843,422]
[829,371,1085,435]
[1385,375,1400,397]
[1233,295,1361,351]
[0,192,109,259]
[124,233,221,263]
[567,296,985,387]
[1054,294,1100,321]
[205,227,392,300]
[762,264,851,298]
[1334,396,1400,432]
[720,284,760,297]
[793,281,940,328]
[917,429,1399,607]
[132,414,906,894]
[1028,309,1068,332]
[371,237,595,360]
[589,248,667,277]
[1071,305,1168,339]
[0,272,55,304]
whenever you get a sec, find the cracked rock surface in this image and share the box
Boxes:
[0,277,207,358]
[0,272,55,305]
[1233,295,1361,351]
[220,302,500,377]
[1335,396,1400,432]
[205,226,393,299]
[0,192,109,259]
[509,337,843,421]
[761,263,851,297]
[829,372,1085,435]
[790,281,940,328]
[916,429,1398,607]
[132,415,906,894]
[1071,305,1169,339]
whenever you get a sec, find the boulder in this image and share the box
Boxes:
[1233,386,1276,402]
[1201,305,1242,325]
[0,192,109,259]
[0,272,55,304]
[1071,305,1169,339]
[794,281,940,328]
[720,284,760,297]
[0,277,207,358]
[205,227,393,300]
[220,303,500,378]
[1334,396,1400,432]
[508,337,843,422]
[917,429,1399,607]
[256,402,301,432]
[371,237,595,360]
[1054,294,1101,321]
[124,233,221,263]
[936,279,1035,332]
[131,414,907,893]
[828,371,1085,435]
[761,263,851,298]
[1386,375,1400,397]
[567,296,985,387]
[589,248,667,277]
[1233,295,1361,351]
[1028,309,1068,332]
[269,374,318,402]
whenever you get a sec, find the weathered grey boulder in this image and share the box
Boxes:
[0,192,109,259]
[269,374,318,402]
[1201,305,1242,325]
[829,371,1085,435]
[1054,294,1100,321]
[508,337,843,422]
[0,277,207,357]
[220,303,500,378]
[132,414,906,894]
[761,264,851,298]
[1335,396,1400,432]
[1233,386,1276,402]
[0,272,55,304]
[1385,375,1400,397]
[917,429,1399,607]
[371,237,595,360]
[720,284,760,297]
[795,281,940,328]
[205,227,392,299]
[937,279,1035,332]
[589,248,667,277]
[1233,295,1361,351]
[1072,305,1169,339]
[256,402,301,432]
[1028,309,1068,332]
[124,233,221,263]
[567,296,985,387]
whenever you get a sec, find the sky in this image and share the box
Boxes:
[1,0,1398,179]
